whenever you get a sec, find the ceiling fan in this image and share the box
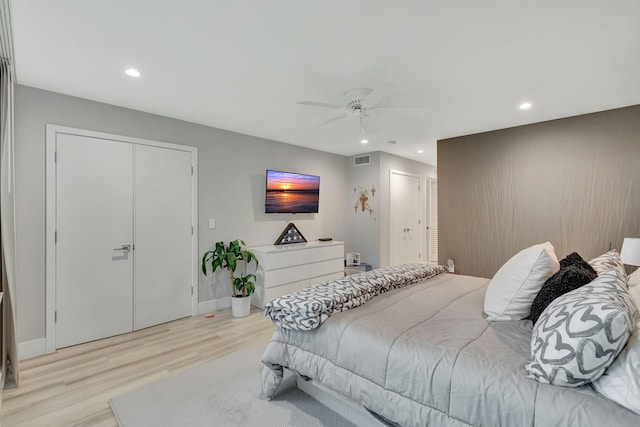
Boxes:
[298,87,429,130]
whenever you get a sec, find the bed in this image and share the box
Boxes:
[261,267,640,427]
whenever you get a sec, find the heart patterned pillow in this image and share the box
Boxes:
[525,269,637,387]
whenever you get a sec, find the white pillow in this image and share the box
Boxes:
[631,281,640,305]
[592,329,640,414]
[628,268,640,289]
[484,242,559,321]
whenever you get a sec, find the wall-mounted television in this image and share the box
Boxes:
[265,169,320,214]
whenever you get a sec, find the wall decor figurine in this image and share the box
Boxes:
[354,186,376,220]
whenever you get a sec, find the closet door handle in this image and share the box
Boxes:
[113,244,132,252]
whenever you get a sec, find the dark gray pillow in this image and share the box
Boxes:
[528,253,597,324]
[559,251,597,276]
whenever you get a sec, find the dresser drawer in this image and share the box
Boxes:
[308,244,344,262]
[259,248,310,270]
[263,264,309,288]
[309,258,344,278]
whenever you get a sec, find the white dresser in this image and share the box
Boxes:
[248,241,344,308]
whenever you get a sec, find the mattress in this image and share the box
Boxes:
[262,273,640,427]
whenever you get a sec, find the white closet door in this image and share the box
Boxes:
[390,171,422,265]
[55,134,134,348]
[134,145,192,330]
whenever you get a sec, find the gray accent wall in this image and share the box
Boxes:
[438,105,640,278]
[15,85,349,343]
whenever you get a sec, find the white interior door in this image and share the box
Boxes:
[390,171,421,265]
[134,145,193,330]
[55,134,134,348]
[50,127,197,351]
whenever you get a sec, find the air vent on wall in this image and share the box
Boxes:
[353,154,371,166]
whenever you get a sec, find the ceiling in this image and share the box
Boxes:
[10,1,640,165]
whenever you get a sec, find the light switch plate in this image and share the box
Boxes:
[208,219,216,229]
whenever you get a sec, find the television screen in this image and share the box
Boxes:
[265,169,320,213]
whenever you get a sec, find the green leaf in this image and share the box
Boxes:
[212,257,222,272]
[201,250,213,274]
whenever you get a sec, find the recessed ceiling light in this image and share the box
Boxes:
[519,102,532,110]
[417,149,424,154]
[125,68,141,78]
[361,139,368,144]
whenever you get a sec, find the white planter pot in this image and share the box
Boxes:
[231,295,251,318]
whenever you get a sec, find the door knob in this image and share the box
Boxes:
[113,244,133,252]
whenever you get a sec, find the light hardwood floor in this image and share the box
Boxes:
[2,308,276,427]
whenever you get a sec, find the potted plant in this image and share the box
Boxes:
[202,239,259,318]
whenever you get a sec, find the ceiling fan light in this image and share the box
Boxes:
[519,102,532,110]
[125,68,141,77]
[417,149,424,153]
[360,139,368,144]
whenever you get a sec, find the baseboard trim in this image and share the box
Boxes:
[19,338,47,360]
[197,297,231,315]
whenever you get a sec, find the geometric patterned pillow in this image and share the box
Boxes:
[525,269,637,387]
[588,250,627,282]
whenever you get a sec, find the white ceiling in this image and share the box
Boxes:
[11,1,640,165]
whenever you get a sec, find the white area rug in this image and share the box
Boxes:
[109,341,355,426]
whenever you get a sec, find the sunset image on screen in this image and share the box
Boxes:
[266,171,320,192]
[265,170,320,213]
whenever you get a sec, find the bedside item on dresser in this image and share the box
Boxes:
[621,237,640,271]
[318,237,333,242]
[274,222,307,245]
[346,252,360,266]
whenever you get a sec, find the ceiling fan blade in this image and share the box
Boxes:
[317,114,348,126]
[298,101,344,109]
[376,105,430,109]
[363,82,398,107]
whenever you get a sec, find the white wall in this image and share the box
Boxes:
[14,85,349,344]
[345,152,381,268]
[344,151,437,269]
[378,152,437,267]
